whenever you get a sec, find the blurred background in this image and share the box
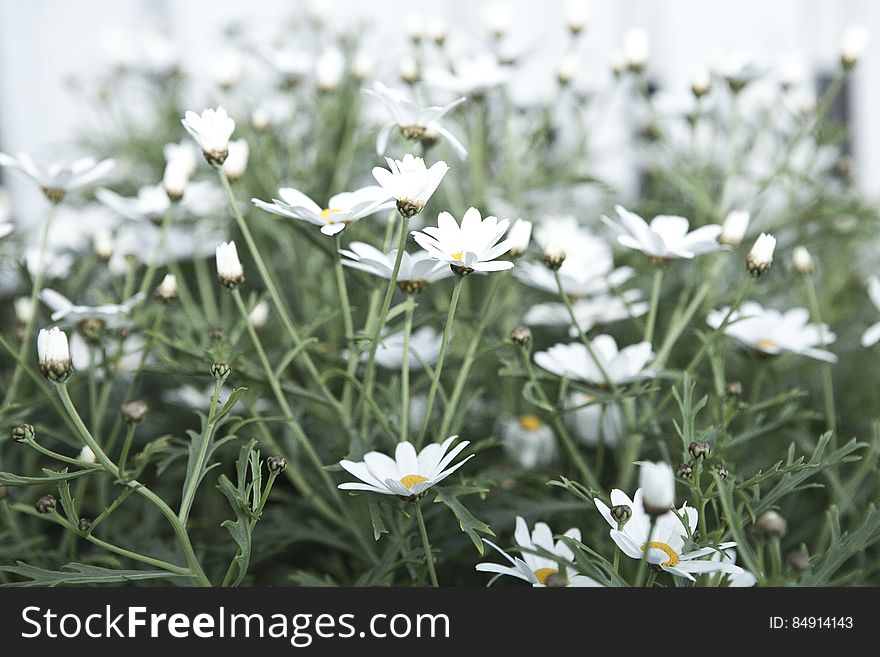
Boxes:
[0,0,877,217]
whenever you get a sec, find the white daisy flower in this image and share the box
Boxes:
[338,436,473,499]
[708,549,758,587]
[707,301,837,363]
[340,241,452,293]
[507,219,532,256]
[96,185,170,224]
[181,107,236,165]
[567,394,625,448]
[595,489,744,581]
[476,517,602,587]
[746,233,776,275]
[0,153,115,202]
[252,186,393,236]
[37,326,72,382]
[372,154,449,217]
[411,207,514,275]
[216,241,244,288]
[840,24,869,67]
[602,205,723,261]
[500,415,557,469]
[639,461,675,515]
[39,289,145,330]
[623,28,650,71]
[366,326,442,370]
[515,259,635,298]
[534,336,654,385]
[315,47,346,92]
[718,210,750,247]
[861,277,880,348]
[523,290,648,335]
[424,52,510,97]
[366,82,468,159]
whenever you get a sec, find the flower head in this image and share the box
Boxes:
[411,207,514,276]
[40,289,145,331]
[252,186,393,236]
[372,154,449,217]
[366,82,467,159]
[182,107,236,165]
[338,436,473,500]
[534,337,654,386]
[524,291,648,335]
[340,241,452,293]
[746,233,776,275]
[595,489,744,580]
[162,141,197,200]
[707,301,837,362]
[155,274,178,302]
[37,327,72,382]
[476,517,602,587]
[96,185,170,224]
[507,219,532,257]
[718,209,750,247]
[366,326,442,370]
[0,153,115,203]
[792,246,815,275]
[222,139,249,182]
[216,241,244,288]
[602,205,723,261]
[500,415,556,469]
[841,24,869,68]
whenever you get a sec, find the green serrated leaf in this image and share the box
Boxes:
[434,488,494,554]
[0,562,186,587]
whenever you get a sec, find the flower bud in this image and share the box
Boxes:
[610,504,632,525]
[222,139,249,182]
[510,326,532,345]
[37,327,72,383]
[691,67,712,98]
[210,327,225,343]
[12,423,35,443]
[713,463,729,479]
[155,273,178,302]
[267,455,288,473]
[543,572,569,587]
[251,107,271,132]
[94,228,114,261]
[315,48,345,93]
[623,28,650,72]
[78,518,92,532]
[746,233,776,276]
[543,241,566,270]
[428,17,447,45]
[792,246,815,275]
[565,0,589,35]
[840,24,869,69]
[14,297,35,326]
[638,461,675,516]
[482,2,512,39]
[121,400,148,424]
[36,494,57,514]
[755,510,787,538]
[718,210,750,247]
[787,548,810,572]
[508,219,532,257]
[725,381,743,397]
[211,362,231,380]
[557,52,578,86]
[249,300,270,328]
[675,462,693,479]
[216,240,244,288]
[78,446,98,464]
[689,441,710,460]
[399,55,420,86]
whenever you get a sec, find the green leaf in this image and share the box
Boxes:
[217,440,262,587]
[0,562,186,587]
[0,467,97,487]
[367,500,389,541]
[434,488,494,554]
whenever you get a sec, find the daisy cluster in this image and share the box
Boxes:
[0,2,877,589]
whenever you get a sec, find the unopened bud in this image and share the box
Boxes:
[610,504,632,525]
[792,246,815,275]
[267,455,288,473]
[36,494,57,514]
[689,441,710,460]
[755,510,787,538]
[543,243,566,270]
[121,400,148,424]
[746,233,776,276]
[725,381,743,397]
[675,462,693,479]
[211,362,231,380]
[713,463,729,479]
[787,548,810,572]
[78,518,92,532]
[510,326,532,345]
[155,273,178,302]
[12,423,35,443]
[543,571,569,587]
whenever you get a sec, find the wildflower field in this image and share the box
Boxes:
[1,2,879,590]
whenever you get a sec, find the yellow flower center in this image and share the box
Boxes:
[451,251,464,261]
[533,568,558,585]
[755,338,778,351]
[641,541,680,567]
[400,474,428,489]
[320,208,341,223]
[519,415,543,430]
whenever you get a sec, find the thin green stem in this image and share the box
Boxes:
[117,423,137,479]
[178,378,223,526]
[802,274,836,444]
[2,203,57,409]
[415,502,439,587]
[334,233,356,413]
[400,300,415,442]
[416,275,464,447]
[644,266,665,345]
[138,205,175,296]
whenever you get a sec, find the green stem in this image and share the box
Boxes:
[644,266,665,345]
[2,203,57,409]
[360,213,411,423]
[802,274,836,444]
[56,383,211,586]
[117,423,137,479]
[415,502,439,587]
[177,378,223,525]
[138,205,175,296]
[217,167,344,417]
[400,300,415,442]
[334,233,356,413]
[416,275,464,447]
